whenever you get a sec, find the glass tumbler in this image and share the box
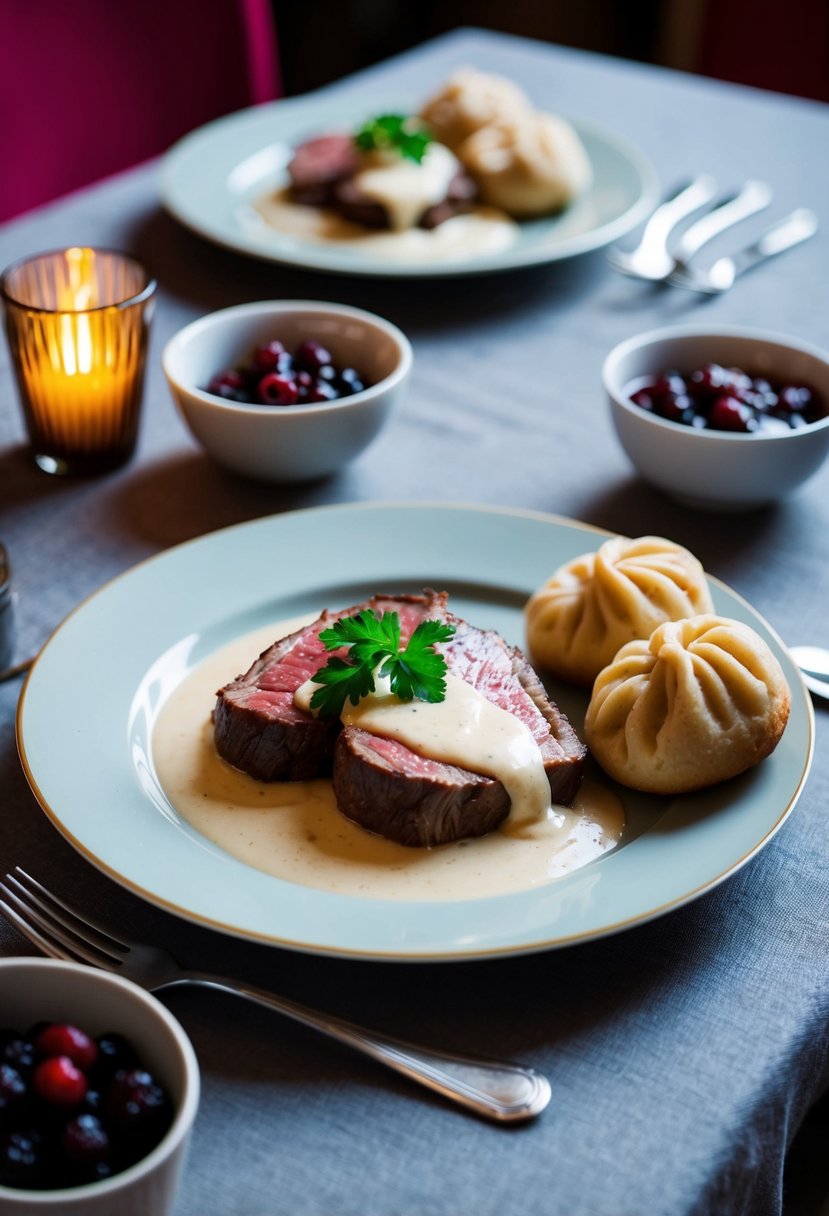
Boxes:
[1,247,156,475]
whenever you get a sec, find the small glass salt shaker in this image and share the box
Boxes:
[0,544,15,671]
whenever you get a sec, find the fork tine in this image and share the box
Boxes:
[11,868,130,956]
[1,873,124,971]
[0,894,90,966]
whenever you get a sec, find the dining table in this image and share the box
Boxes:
[1,25,828,1216]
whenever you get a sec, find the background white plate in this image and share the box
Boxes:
[161,94,658,277]
[17,504,813,961]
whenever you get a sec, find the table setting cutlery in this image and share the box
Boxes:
[788,645,829,701]
[0,868,551,1124]
[667,207,819,293]
[608,178,816,292]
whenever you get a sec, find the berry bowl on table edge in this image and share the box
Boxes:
[603,325,829,511]
[163,299,413,483]
[0,957,199,1216]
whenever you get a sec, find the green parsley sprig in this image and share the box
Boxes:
[309,610,455,718]
[354,114,433,164]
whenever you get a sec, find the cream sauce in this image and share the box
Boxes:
[248,188,519,263]
[151,620,625,902]
[353,144,459,231]
[297,670,553,830]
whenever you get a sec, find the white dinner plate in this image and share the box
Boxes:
[161,93,658,277]
[17,503,813,961]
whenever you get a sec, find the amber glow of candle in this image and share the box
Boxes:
[1,247,156,475]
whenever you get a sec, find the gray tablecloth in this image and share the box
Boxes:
[1,27,828,1216]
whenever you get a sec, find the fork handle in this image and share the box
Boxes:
[162,973,550,1123]
[728,207,818,277]
[673,179,772,262]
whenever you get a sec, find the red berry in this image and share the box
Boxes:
[34,1055,88,1108]
[257,373,299,407]
[253,340,286,372]
[708,395,755,432]
[295,339,332,373]
[36,1023,98,1072]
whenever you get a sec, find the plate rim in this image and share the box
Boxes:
[160,92,660,278]
[16,501,814,962]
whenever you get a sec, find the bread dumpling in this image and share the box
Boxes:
[525,535,715,686]
[584,615,791,794]
[458,112,592,217]
[419,68,531,152]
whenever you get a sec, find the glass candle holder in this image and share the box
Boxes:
[1,247,156,475]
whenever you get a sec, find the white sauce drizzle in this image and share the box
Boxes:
[353,144,460,231]
[151,619,625,902]
[296,669,553,831]
[247,191,519,263]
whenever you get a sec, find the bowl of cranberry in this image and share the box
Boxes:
[0,957,199,1214]
[603,325,829,510]
[163,299,413,483]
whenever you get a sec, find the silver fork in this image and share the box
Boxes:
[0,868,550,1123]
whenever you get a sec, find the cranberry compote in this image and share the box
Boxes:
[206,338,369,407]
[625,363,826,434]
[0,1020,173,1191]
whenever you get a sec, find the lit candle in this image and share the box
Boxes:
[1,247,156,475]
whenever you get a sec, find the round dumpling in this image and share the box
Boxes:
[584,615,791,794]
[419,68,531,151]
[525,536,715,686]
[457,112,592,216]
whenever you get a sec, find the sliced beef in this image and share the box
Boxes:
[213,592,447,783]
[287,133,479,230]
[333,168,479,231]
[287,134,361,206]
[333,614,586,848]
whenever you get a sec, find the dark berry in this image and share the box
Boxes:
[338,368,366,396]
[107,1069,171,1127]
[625,363,825,435]
[307,380,338,403]
[0,1062,26,1117]
[257,373,299,407]
[689,363,728,395]
[3,1037,37,1076]
[62,1113,110,1164]
[36,1024,98,1073]
[94,1033,138,1082]
[0,1128,46,1188]
[295,339,332,372]
[34,1056,88,1108]
[206,339,369,407]
[206,371,253,403]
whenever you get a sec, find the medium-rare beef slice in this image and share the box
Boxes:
[333,615,586,847]
[333,168,479,230]
[287,133,479,230]
[213,591,447,783]
[288,134,361,206]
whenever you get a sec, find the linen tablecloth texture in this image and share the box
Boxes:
[1,27,828,1216]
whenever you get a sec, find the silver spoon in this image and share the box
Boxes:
[669,208,818,293]
[789,645,829,701]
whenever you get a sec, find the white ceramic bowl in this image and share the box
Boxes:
[163,300,413,482]
[603,325,829,510]
[0,958,199,1216]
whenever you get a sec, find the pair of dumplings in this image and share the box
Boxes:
[419,68,592,217]
[526,535,790,794]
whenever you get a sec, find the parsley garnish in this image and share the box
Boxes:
[309,610,455,718]
[354,114,433,164]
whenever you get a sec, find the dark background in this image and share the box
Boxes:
[272,0,829,103]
